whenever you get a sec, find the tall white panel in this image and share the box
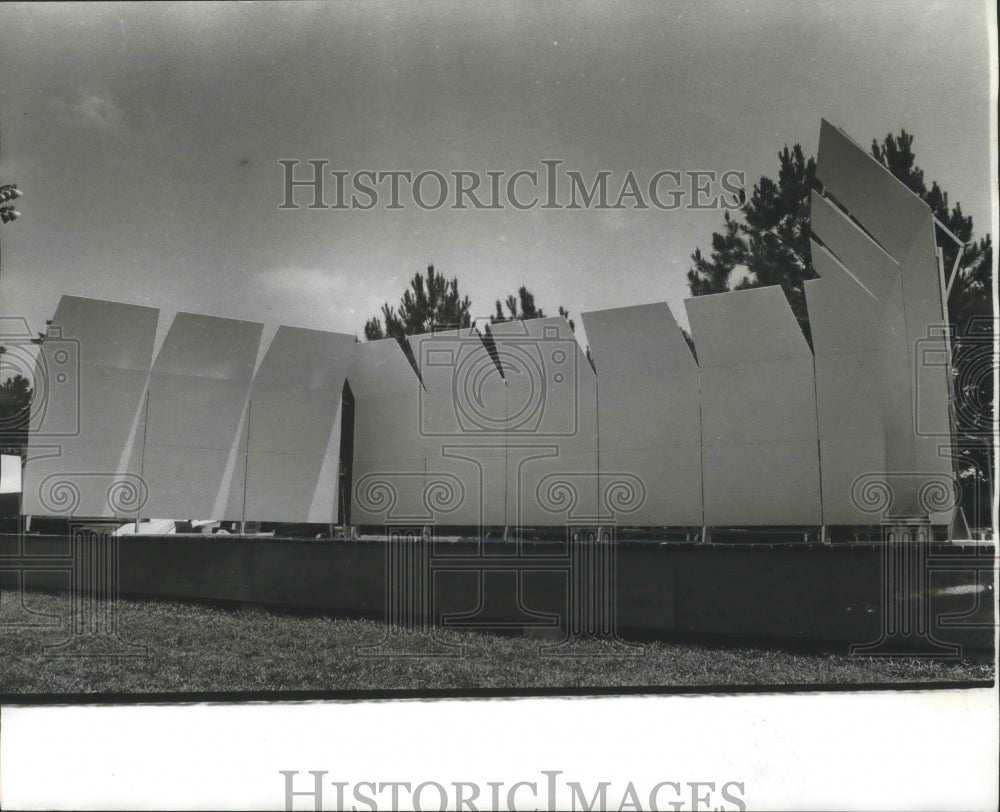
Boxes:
[898,210,955,523]
[876,273,918,510]
[807,243,887,524]
[899,210,953,458]
[409,328,506,527]
[488,317,598,527]
[225,327,355,524]
[23,296,159,517]
[140,313,262,519]
[686,287,822,525]
[348,339,426,526]
[583,302,702,526]
[815,123,955,523]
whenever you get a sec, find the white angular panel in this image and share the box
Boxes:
[811,346,884,440]
[806,252,888,524]
[700,358,818,444]
[227,327,355,524]
[351,454,428,527]
[409,328,506,527]
[140,313,262,519]
[144,376,253,449]
[810,191,899,303]
[141,445,237,518]
[348,339,426,525]
[509,448,599,526]
[899,210,952,455]
[816,119,931,263]
[23,296,159,517]
[348,338,424,458]
[818,438,888,525]
[244,385,340,454]
[235,449,324,525]
[583,302,702,526]
[310,404,345,525]
[35,295,158,371]
[702,442,823,525]
[489,317,598,526]
[686,287,822,526]
[428,445,506,528]
[809,243,882,353]
[409,328,507,436]
[488,317,592,437]
[849,203,953,520]
[686,286,812,367]
[599,445,701,527]
[595,371,701,452]
[897,211,954,522]
[876,275,919,480]
[585,302,698,379]
[147,314,260,380]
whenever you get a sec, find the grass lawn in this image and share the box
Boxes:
[0,589,993,695]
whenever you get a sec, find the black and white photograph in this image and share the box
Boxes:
[0,1,996,809]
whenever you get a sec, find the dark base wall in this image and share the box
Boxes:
[1,535,994,652]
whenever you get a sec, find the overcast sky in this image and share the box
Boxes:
[0,1,994,357]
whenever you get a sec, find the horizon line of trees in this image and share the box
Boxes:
[362,265,578,340]
[363,264,588,367]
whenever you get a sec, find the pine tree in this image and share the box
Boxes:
[0,373,32,456]
[490,286,577,333]
[687,144,817,344]
[364,264,472,343]
[871,130,993,322]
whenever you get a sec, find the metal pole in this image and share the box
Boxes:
[241,399,251,534]
[137,390,149,527]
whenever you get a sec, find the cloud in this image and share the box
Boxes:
[74,89,125,129]
[259,266,351,294]
[49,88,127,130]
[596,207,636,232]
